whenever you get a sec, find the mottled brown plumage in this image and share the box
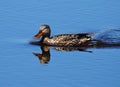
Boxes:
[34,24,94,47]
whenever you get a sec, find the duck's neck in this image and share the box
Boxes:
[40,34,51,43]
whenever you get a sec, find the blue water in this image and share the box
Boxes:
[0,0,120,87]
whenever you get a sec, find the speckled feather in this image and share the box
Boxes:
[44,33,93,46]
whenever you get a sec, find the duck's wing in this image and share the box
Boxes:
[51,33,94,41]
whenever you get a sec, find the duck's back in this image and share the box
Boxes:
[48,33,93,46]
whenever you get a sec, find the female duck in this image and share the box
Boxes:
[33,24,94,47]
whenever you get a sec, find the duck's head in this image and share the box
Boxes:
[34,24,51,38]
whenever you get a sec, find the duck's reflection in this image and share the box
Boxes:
[33,46,50,64]
[31,41,120,64]
[32,44,93,64]
[53,46,92,53]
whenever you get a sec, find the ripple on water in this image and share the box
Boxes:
[94,29,120,44]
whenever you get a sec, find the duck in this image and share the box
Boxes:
[33,24,94,47]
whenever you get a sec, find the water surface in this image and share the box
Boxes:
[0,0,120,87]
